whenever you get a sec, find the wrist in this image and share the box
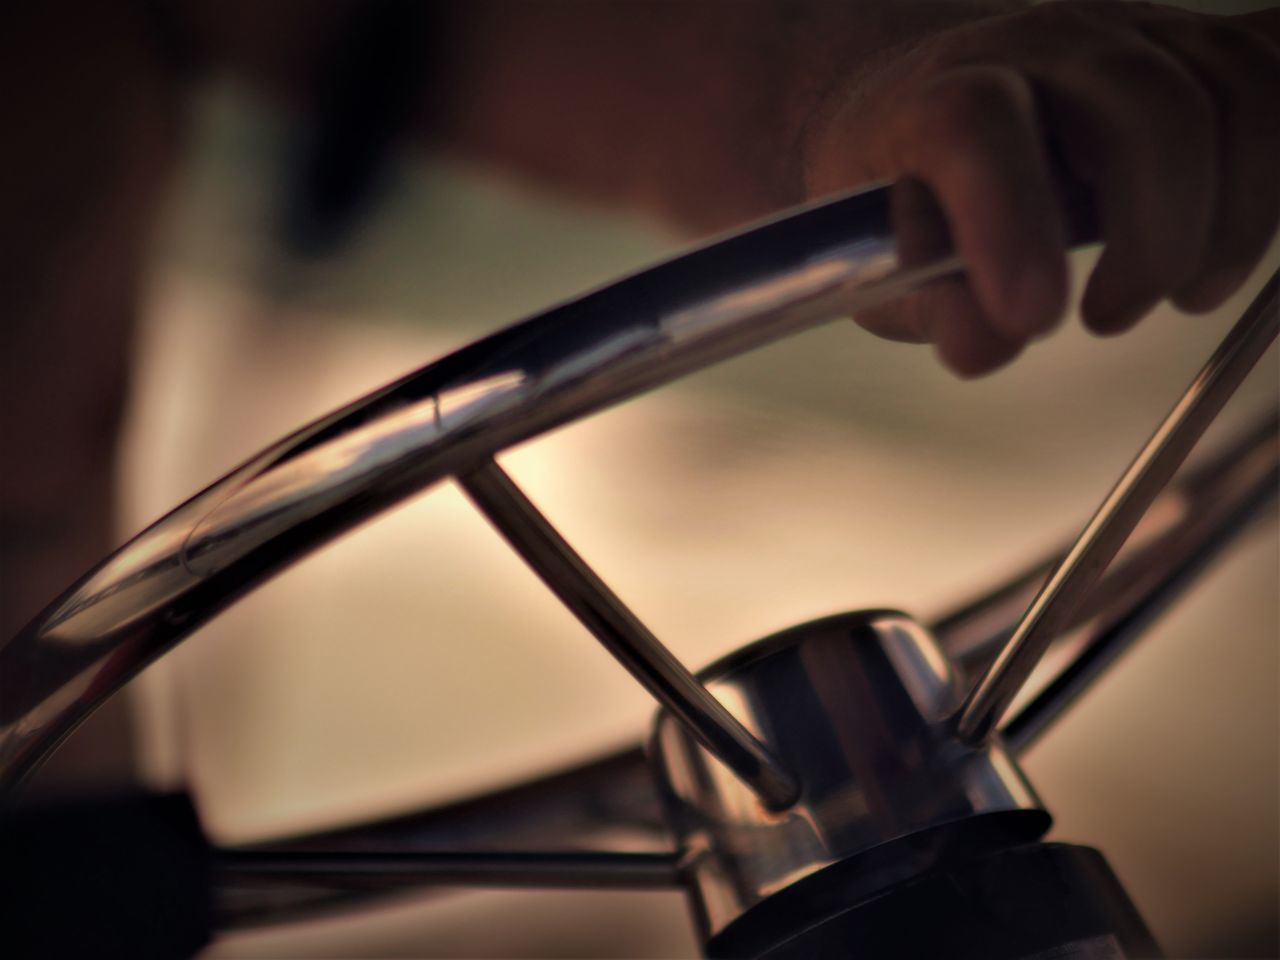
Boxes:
[779,1,1028,202]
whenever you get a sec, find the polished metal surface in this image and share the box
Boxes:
[253,746,668,855]
[216,848,686,891]
[202,407,1276,931]
[935,409,1279,687]
[458,458,797,810]
[1000,416,1279,753]
[650,610,1043,938]
[955,273,1279,745]
[2,183,971,792]
[214,747,678,929]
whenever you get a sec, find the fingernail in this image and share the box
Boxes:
[1174,267,1249,315]
[1081,297,1145,337]
[1012,257,1067,339]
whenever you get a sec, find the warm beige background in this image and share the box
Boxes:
[112,82,1277,957]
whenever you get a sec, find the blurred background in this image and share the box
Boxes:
[103,73,1278,958]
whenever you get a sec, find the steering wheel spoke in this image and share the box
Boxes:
[458,458,798,810]
[955,274,1278,744]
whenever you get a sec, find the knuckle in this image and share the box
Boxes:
[896,70,1040,185]
[910,67,1033,148]
[1125,247,1192,300]
[1094,48,1214,135]
[1213,200,1280,273]
[1148,21,1280,133]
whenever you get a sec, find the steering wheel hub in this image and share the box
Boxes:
[650,610,1045,938]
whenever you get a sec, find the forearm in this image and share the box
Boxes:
[439,0,1024,232]
[190,0,1023,233]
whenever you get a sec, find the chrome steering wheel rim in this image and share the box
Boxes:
[4,177,1277,954]
[2,183,968,791]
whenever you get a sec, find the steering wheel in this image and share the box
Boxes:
[2,182,1276,959]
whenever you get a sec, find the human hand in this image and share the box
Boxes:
[800,1,1279,376]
